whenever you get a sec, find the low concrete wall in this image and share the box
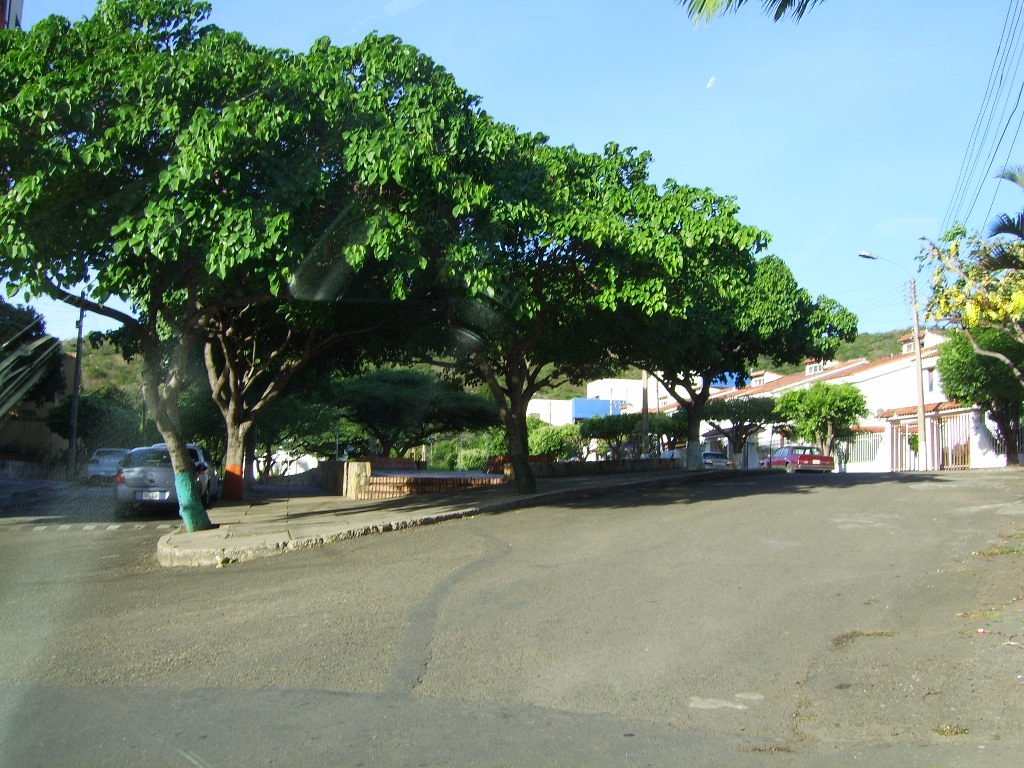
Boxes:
[528,458,684,479]
[0,459,66,481]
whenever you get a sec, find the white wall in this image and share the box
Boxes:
[526,399,574,426]
[587,376,682,414]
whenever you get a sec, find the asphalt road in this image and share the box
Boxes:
[1,471,1022,767]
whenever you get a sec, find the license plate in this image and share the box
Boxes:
[140,491,164,501]
[812,459,821,464]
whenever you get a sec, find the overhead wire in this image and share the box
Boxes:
[964,2,1024,226]
[941,0,1018,231]
[941,0,1024,233]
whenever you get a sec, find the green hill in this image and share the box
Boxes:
[755,328,911,376]
[62,338,143,396]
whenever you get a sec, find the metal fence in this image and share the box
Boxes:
[842,432,882,465]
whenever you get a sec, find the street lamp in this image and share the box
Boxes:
[858,251,929,471]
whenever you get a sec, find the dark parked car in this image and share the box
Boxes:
[760,445,835,473]
[113,443,220,512]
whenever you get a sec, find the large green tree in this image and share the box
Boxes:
[1,2,495,524]
[195,31,494,498]
[444,137,655,493]
[608,183,857,470]
[937,328,1024,465]
[0,1,285,529]
[775,381,868,455]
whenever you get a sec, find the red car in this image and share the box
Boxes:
[761,445,835,473]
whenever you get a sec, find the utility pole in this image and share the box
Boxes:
[641,370,650,457]
[858,252,929,471]
[909,278,929,470]
[67,297,85,477]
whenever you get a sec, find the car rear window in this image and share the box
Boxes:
[121,448,172,468]
[94,449,127,459]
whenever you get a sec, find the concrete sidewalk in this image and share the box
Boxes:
[156,470,711,567]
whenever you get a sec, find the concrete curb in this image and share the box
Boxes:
[156,469,726,568]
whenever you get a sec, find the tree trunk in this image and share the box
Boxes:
[991,402,1020,466]
[222,417,253,500]
[505,403,537,494]
[141,337,212,533]
[684,388,712,471]
[471,351,537,494]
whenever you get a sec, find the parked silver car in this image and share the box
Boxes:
[702,451,734,469]
[84,448,129,484]
[113,443,219,512]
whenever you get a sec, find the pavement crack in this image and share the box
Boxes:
[386,532,512,694]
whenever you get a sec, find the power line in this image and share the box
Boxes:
[942,0,1024,233]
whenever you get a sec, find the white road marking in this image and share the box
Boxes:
[689,697,748,710]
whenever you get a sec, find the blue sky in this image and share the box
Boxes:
[22,0,1024,340]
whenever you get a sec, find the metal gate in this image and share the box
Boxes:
[935,411,972,470]
[890,411,972,471]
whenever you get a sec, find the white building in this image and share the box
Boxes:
[714,330,1012,472]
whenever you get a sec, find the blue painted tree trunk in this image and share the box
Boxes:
[175,472,212,532]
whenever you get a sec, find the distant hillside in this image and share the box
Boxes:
[62,338,143,396]
[835,328,908,362]
[756,329,911,376]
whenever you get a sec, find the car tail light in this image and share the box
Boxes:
[115,469,126,485]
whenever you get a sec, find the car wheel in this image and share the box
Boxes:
[785,462,795,473]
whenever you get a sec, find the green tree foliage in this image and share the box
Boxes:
[650,411,689,455]
[937,329,1024,465]
[609,184,857,470]
[46,386,142,458]
[446,138,653,492]
[925,225,1024,388]
[196,30,494,498]
[529,422,584,460]
[0,0,278,529]
[579,413,642,460]
[332,369,499,458]
[0,1,496,523]
[704,396,778,461]
[775,382,868,455]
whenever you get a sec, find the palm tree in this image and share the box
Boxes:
[681,0,825,23]
[985,165,1024,269]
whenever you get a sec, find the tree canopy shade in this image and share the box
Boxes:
[0,0,299,528]
[443,137,656,492]
[332,369,499,458]
[680,0,826,23]
[606,179,857,470]
[775,382,868,455]
[937,329,1024,464]
[0,0,499,518]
